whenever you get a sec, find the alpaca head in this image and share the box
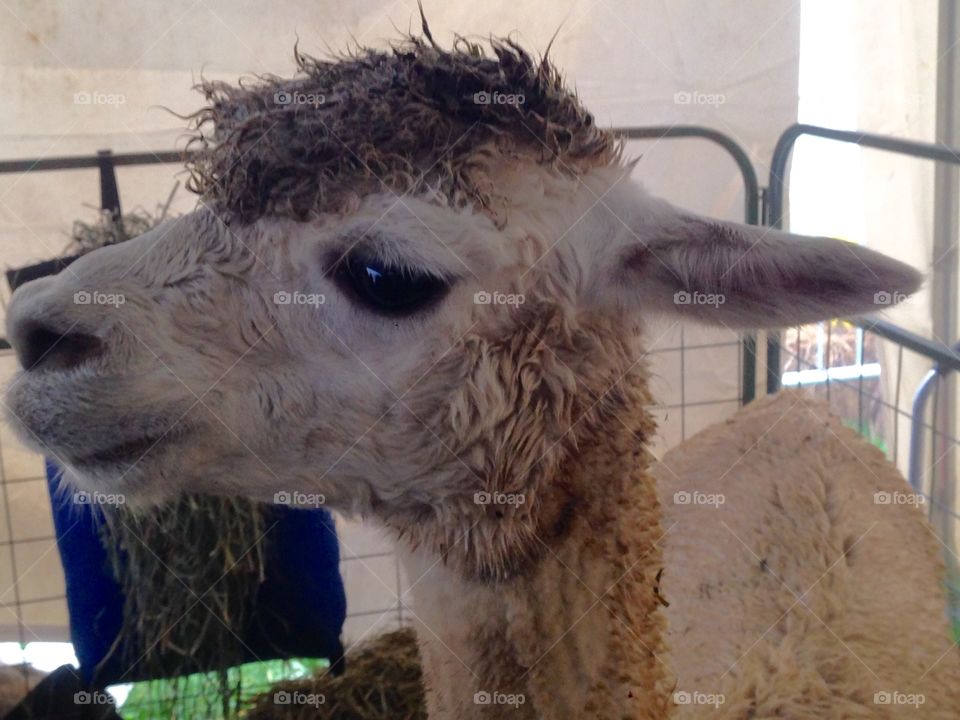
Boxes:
[4,31,919,575]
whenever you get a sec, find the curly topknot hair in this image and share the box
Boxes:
[186,15,617,225]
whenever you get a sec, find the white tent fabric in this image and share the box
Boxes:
[0,0,804,643]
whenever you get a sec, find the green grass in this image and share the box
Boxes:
[115,657,329,720]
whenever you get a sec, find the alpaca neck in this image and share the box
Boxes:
[399,415,674,719]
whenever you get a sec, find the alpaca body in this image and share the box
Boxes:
[658,391,959,718]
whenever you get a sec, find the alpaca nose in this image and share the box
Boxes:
[13,321,104,372]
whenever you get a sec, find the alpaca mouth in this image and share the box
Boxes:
[71,427,186,468]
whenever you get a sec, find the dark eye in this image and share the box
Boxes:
[334,253,449,316]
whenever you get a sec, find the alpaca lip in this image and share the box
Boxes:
[72,428,184,468]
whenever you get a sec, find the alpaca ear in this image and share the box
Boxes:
[614,210,922,328]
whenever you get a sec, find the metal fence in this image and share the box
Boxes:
[0,123,957,710]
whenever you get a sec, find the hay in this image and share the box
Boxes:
[67,181,179,255]
[243,629,425,720]
[97,495,267,715]
[185,15,616,225]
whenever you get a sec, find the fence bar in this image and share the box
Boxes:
[96,150,124,239]
[768,124,960,229]
[853,316,960,373]
[617,126,761,226]
[0,150,186,175]
[910,369,941,492]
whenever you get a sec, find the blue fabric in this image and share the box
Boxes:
[46,460,346,685]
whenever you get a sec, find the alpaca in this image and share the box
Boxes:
[656,391,959,718]
[4,24,957,719]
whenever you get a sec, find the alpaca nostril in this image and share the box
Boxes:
[18,323,104,372]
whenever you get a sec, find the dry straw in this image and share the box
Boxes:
[97,494,268,718]
[244,628,425,720]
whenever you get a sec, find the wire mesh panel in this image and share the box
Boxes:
[644,324,745,454]
[0,347,69,645]
[333,517,408,644]
[1,127,956,715]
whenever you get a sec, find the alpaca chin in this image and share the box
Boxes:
[49,450,180,509]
